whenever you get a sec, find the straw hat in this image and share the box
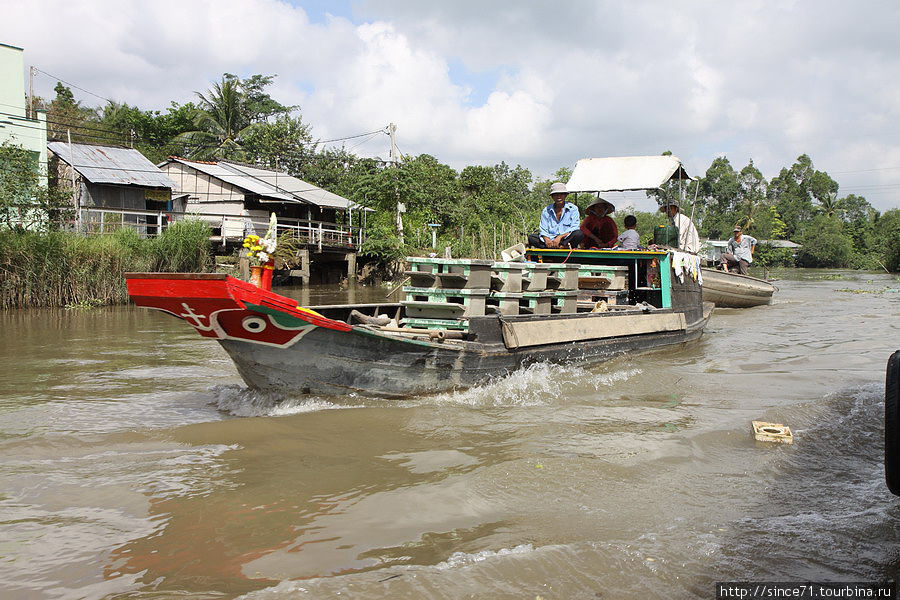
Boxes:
[586,198,615,214]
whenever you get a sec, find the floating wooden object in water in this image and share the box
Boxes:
[752,421,793,444]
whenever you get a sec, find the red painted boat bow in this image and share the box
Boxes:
[125,273,351,347]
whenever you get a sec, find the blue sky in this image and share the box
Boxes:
[286,0,354,24]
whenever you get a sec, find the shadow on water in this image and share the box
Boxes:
[101,405,524,596]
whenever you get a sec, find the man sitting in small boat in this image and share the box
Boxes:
[528,182,584,249]
[720,226,757,274]
[615,214,641,250]
[659,200,700,253]
[580,198,618,249]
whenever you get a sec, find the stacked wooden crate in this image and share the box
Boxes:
[517,263,579,315]
[401,258,492,330]
[544,264,580,314]
[489,262,525,315]
[577,265,630,305]
[401,258,582,328]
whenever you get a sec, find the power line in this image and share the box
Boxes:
[4,102,393,156]
[317,127,387,144]
[344,131,384,153]
[33,68,116,105]
[831,166,900,174]
[1,118,130,145]
[0,110,135,139]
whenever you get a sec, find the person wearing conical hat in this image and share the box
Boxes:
[527,182,584,249]
[580,197,618,249]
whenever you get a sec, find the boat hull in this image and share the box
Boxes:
[125,272,712,398]
[218,304,712,397]
[700,268,775,308]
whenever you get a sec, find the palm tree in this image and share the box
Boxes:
[816,192,842,219]
[175,77,256,160]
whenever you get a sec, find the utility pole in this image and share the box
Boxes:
[68,129,79,233]
[28,66,34,120]
[387,123,404,243]
[388,122,400,163]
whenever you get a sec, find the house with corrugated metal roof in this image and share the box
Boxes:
[159,156,364,242]
[48,141,176,234]
[160,157,368,284]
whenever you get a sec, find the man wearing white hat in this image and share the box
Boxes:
[580,198,618,249]
[659,200,700,253]
[527,182,584,249]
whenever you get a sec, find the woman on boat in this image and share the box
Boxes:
[580,198,618,249]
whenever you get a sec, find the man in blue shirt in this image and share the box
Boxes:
[527,182,584,249]
[720,226,757,274]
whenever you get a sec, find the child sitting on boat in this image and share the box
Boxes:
[615,215,640,250]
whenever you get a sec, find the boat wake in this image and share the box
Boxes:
[424,362,641,408]
[434,543,536,568]
[209,384,362,417]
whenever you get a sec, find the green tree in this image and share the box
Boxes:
[0,143,69,230]
[795,215,853,268]
[175,74,310,163]
[176,76,253,160]
[41,83,98,143]
[768,154,837,240]
[816,192,841,218]
[873,209,900,272]
[236,73,295,123]
[752,205,787,241]
[836,194,876,252]
[697,156,740,238]
[242,114,313,171]
[97,101,199,162]
[735,160,767,234]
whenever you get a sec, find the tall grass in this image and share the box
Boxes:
[0,221,212,309]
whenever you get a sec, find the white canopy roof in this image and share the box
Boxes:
[565,156,691,192]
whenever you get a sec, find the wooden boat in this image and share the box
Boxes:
[125,248,712,398]
[700,268,776,308]
[125,155,716,397]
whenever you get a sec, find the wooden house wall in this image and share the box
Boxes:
[162,162,249,217]
[83,183,151,210]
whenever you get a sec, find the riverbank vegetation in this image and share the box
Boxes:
[14,73,900,275]
[0,221,211,309]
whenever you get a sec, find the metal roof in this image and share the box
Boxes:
[566,156,692,193]
[223,162,356,209]
[48,142,175,189]
[164,158,293,201]
[165,157,359,210]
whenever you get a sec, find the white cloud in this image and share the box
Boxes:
[1,0,899,210]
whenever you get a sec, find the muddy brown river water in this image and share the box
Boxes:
[0,270,898,599]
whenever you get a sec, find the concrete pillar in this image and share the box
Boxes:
[288,248,311,285]
[347,252,357,283]
[299,249,310,286]
[239,251,250,282]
